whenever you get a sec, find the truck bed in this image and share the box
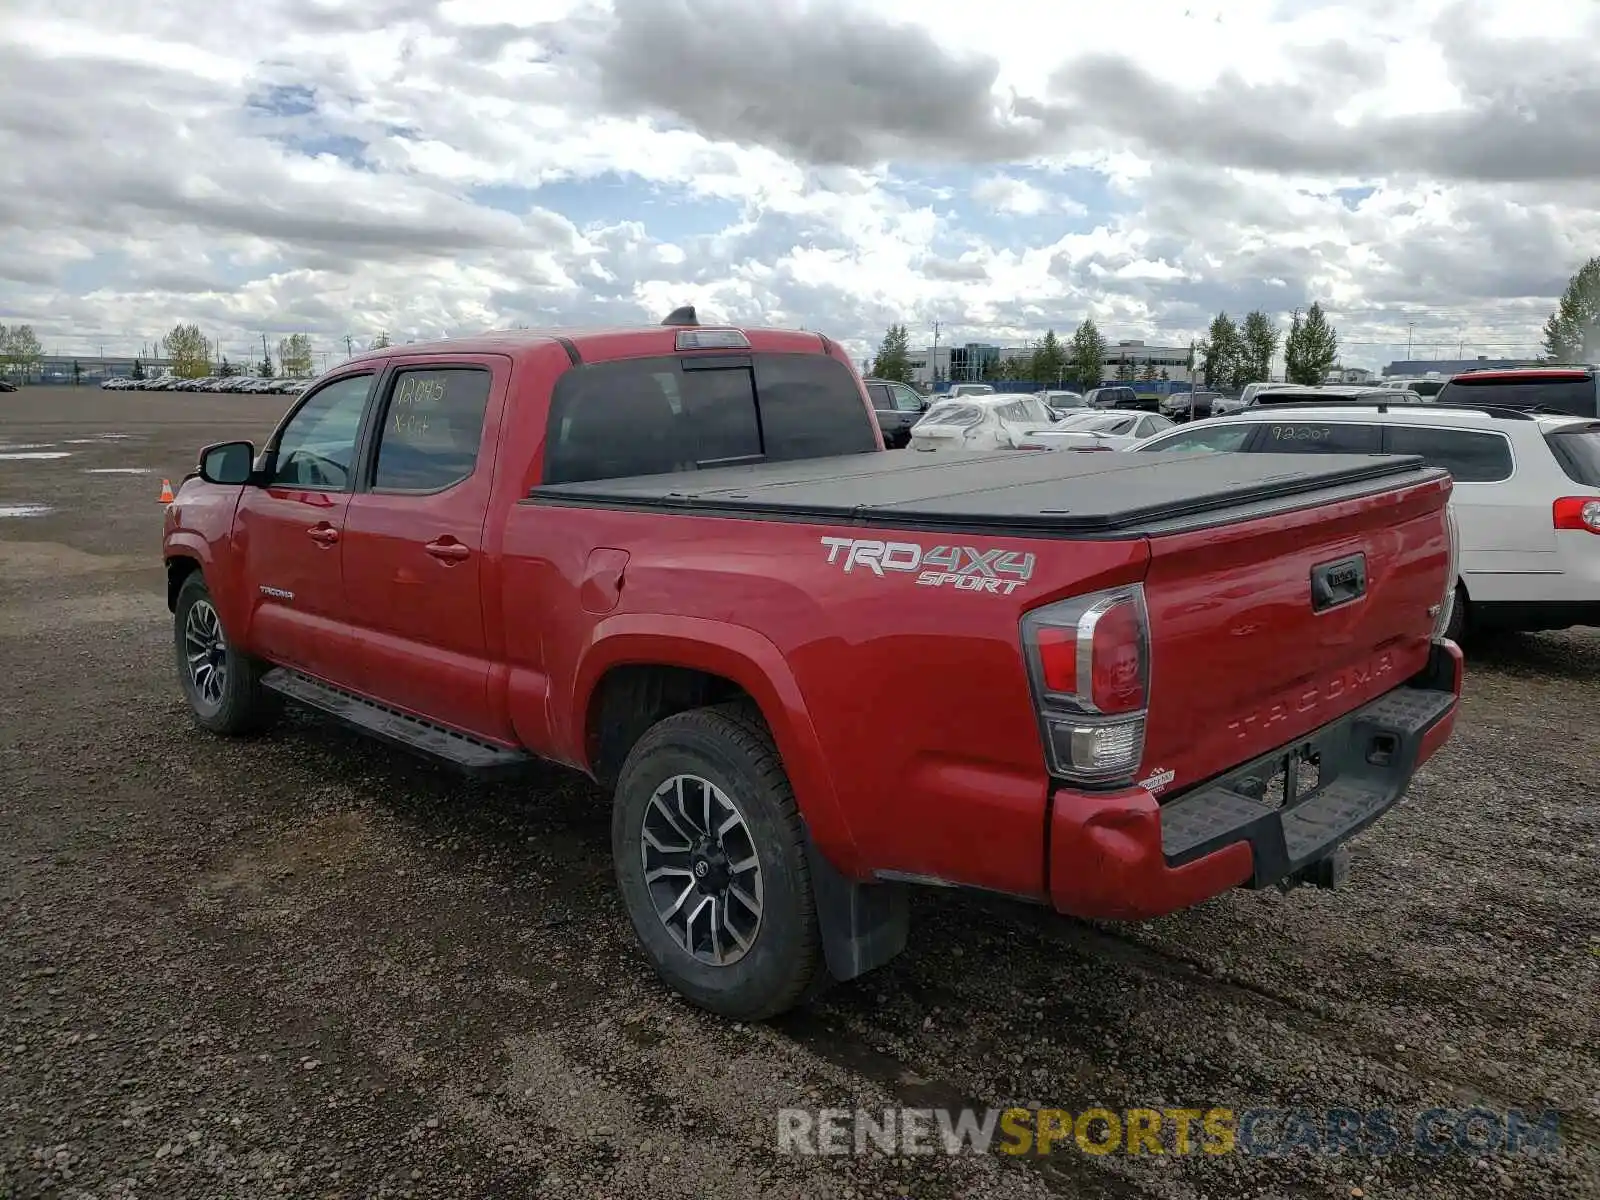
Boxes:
[527,448,1439,538]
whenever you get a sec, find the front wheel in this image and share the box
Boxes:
[612,703,823,1020]
[173,573,280,735]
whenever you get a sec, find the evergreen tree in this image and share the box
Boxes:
[1240,310,1281,383]
[1541,257,1600,361]
[1284,302,1340,384]
[1068,319,1109,392]
[870,324,914,383]
[1030,329,1066,386]
[1200,312,1244,390]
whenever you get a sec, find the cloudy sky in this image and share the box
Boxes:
[2,0,1597,371]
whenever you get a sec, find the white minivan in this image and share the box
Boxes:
[1134,402,1600,639]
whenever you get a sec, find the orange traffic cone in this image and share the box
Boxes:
[158,479,175,504]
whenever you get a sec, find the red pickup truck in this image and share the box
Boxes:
[163,312,1462,1019]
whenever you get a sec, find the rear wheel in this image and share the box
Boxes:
[173,573,280,734]
[612,703,823,1020]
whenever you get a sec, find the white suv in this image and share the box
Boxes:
[1134,402,1600,639]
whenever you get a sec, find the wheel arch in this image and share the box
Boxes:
[574,618,861,875]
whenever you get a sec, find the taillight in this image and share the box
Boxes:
[1552,497,1600,533]
[1021,585,1150,785]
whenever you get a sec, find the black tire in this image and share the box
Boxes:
[612,702,823,1020]
[173,572,280,735]
[1444,581,1468,644]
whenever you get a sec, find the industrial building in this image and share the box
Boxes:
[906,338,1196,386]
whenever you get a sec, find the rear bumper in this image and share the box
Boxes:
[1047,640,1462,921]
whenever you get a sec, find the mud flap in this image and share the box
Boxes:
[803,830,909,982]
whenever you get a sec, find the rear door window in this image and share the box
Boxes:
[1383,426,1513,483]
[542,352,875,484]
[1140,422,1257,453]
[866,383,893,408]
[371,367,493,491]
[890,384,924,412]
[1259,422,1382,453]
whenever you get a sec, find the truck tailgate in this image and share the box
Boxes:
[1135,466,1453,798]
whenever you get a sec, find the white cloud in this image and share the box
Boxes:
[0,0,1594,371]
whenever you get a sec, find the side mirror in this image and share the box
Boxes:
[198,440,255,485]
[919,399,930,411]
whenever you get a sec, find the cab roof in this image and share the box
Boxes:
[343,308,836,368]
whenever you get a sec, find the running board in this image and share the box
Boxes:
[261,668,533,777]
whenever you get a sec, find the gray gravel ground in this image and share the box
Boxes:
[2,387,1596,1199]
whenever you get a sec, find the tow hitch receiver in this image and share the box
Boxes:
[1280,844,1351,893]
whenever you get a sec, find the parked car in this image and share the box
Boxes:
[944,382,996,399]
[1085,385,1139,409]
[1246,385,1402,408]
[1134,399,1600,638]
[908,393,1059,452]
[1035,389,1088,416]
[861,377,928,448]
[1381,375,1447,399]
[1159,390,1222,421]
[0,379,18,393]
[1435,366,1598,417]
[1017,409,1175,451]
[164,312,1461,1020]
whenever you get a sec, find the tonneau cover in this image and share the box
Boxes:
[527,448,1438,537]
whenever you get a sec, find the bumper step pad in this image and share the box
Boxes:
[1158,685,1455,885]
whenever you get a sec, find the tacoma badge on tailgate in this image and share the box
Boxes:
[819,537,1035,594]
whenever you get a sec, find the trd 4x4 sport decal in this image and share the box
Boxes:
[819,537,1035,595]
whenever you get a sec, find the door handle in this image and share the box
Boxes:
[424,538,471,562]
[306,524,339,545]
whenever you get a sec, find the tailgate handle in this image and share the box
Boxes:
[1310,553,1367,613]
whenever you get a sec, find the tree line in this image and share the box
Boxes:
[871,305,1342,392]
[159,323,325,380]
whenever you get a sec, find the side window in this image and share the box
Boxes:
[1385,426,1513,483]
[751,353,878,461]
[371,367,493,492]
[892,385,924,413]
[1258,422,1382,453]
[270,373,373,489]
[866,383,893,408]
[1142,423,1257,453]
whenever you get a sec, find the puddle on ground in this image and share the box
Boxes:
[0,452,71,461]
[84,467,154,475]
[0,505,54,518]
[0,443,56,451]
[64,434,135,444]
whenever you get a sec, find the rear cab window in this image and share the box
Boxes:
[1436,373,1597,416]
[541,352,877,484]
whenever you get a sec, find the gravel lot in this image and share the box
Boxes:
[2,387,1596,1199]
